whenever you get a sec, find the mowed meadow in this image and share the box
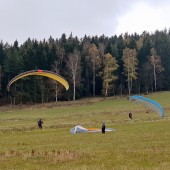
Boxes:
[0,92,170,170]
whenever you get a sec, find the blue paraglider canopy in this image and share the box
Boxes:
[129,95,164,118]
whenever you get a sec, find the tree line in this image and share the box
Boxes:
[0,29,169,104]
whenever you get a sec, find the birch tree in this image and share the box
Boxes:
[149,48,164,91]
[123,47,138,95]
[51,61,62,102]
[66,49,81,100]
[51,46,65,102]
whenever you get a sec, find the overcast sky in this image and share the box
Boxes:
[0,0,170,44]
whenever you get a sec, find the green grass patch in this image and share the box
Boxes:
[0,92,170,169]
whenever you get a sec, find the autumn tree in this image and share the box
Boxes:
[87,44,100,97]
[98,42,106,61]
[51,60,63,102]
[66,48,81,100]
[102,53,118,97]
[149,48,164,91]
[123,47,138,95]
[50,44,65,102]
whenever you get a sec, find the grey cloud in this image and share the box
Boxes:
[0,0,168,44]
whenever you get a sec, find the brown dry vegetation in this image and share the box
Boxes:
[0,149,87,163]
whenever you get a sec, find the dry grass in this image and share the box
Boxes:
[0,92,170,169]
[0,96,109,112]
[0,149,87,163]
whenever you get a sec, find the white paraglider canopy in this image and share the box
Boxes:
[70,125,88,134]
[70,125,115,134]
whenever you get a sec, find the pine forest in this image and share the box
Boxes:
[0,30,170,104]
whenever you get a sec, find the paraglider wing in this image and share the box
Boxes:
[70,125,116,134]
[87,128,115,132]
[7,70,69,91]
[129,95,164,118]
[70,125,88,133]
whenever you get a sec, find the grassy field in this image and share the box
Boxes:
[0,92,170,170]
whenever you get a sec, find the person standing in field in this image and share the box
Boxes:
[37,119,43,129]
[129,112,132,119]
[102,122,106,133]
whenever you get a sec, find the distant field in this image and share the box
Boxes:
[0,92,170,170]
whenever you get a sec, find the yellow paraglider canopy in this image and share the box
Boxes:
[7,70,69,91]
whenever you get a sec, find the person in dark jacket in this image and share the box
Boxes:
[37,119,43,129]
[129,112,132,119]
[102,122,106,133]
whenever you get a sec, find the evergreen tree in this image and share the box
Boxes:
[81,37,91,96]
